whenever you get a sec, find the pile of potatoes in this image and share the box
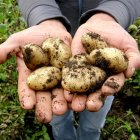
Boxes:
[22,33,128,94]
[22,38,72,90]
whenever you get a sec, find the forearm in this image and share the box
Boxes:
[17,0,71,30]
[38,19,68,31]
[80,0,140,29]
[87,13,116,23]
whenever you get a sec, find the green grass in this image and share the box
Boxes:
[0,58,52,139]
[0,0,52,139]
[0,0,140,140]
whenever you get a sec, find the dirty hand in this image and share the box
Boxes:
[64,13,140,112]
[0,19,72,123]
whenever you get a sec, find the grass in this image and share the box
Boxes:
[0,0,140,139]
[0,0,52,139]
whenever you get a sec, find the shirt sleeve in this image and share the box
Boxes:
[17,0,71,31]
[80,0,140,29]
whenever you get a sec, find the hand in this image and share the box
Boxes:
[0,19,72,123]
[64,13,140,112]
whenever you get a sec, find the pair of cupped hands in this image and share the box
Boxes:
[0,13,140,123]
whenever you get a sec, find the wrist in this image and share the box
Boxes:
[39,19,67,31]
[86,12,116,23]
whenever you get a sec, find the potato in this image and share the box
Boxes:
[62,54,106,93]
[22,44,49,70]
[27,66,61,90]
[62,66,106,93]
[81,32,108,53]
[87,47,128,74]
[65,53,89,68]
[42,38,72,68]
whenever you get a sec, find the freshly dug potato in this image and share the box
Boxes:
[22,44,49,70]
[81,32,108,53]
[62,54,106,93]
[42,38,72,68]
[65,53,89,68]
[27,66,61,90]
[87,47,128,74]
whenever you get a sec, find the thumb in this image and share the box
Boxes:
[71,29,86,55]
[125,50,140,78]
[0,33,22,63]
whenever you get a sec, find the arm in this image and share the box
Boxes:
[80,0,140,29]
[17,0,71,30]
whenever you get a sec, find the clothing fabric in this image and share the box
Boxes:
[18,0,140,35]
[50,96,114,140]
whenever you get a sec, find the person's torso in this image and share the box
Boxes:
[56,0,105,34]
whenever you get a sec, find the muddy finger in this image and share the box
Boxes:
[17,57,36,109]
[35,91,52,124]
[71,93,87,112]
[86,90,105,112]
[52,88,68,115]
[101,73,125,96]
[64,90,74,103]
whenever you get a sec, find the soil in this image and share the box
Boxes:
[102,83,140,140]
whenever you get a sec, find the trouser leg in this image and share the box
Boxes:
[77,96,114,140]
[50,109,77,140]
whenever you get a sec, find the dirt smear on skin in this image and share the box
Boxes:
[104,78,120,90]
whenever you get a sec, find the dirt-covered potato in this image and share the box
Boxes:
[87,47,128,74]
[22,44,49,70]
[66,53,89,68]
[42,38,72,68]
[81,32,108,53]
[62,54,106,93]
[27,66,61,90]
[23,33,128,93]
